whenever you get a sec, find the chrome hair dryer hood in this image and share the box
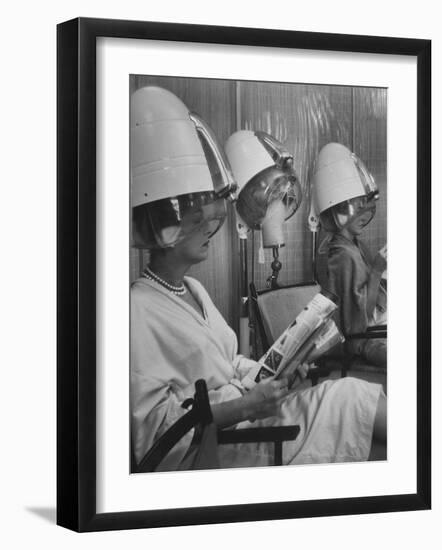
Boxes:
[225,130,302,287]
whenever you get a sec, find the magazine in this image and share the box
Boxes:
[255,290,344,387]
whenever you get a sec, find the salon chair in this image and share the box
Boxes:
[132,379,300,473]
[250,281,387,389]
[341,325,387,391]
[249,281,346,385]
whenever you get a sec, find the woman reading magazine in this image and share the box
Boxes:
[130,85,386,472]
[131,197,387,471]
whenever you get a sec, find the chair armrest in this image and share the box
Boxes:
[347,326,387,340]
[217,425,300,445]
[218,425,300,466]
[134,380,301,472]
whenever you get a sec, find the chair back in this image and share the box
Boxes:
[251,282,321,348]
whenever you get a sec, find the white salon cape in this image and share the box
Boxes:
[131,276,382,470]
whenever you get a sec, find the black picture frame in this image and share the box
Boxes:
[57,17,431,532]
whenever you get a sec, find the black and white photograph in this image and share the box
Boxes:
[129,75,388,473]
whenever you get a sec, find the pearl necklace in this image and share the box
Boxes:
[142,266,187,296]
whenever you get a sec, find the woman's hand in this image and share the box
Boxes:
[295,362,310,381]
[373,244,387,274]
[242,378,290,422]
[211,378,290,428]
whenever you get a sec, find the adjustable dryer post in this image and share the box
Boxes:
[266,245,283,289]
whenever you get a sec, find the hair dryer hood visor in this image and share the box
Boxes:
[225,130,302,229]
[133,192,227,249]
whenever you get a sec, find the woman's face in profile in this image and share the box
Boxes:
[171,200,226,265]
[346,210,374,235]
[171,209,215,265]
[173,224,212,265]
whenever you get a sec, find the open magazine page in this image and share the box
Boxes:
[255,291,343,384]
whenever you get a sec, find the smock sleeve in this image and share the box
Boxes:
[230,355,261,391]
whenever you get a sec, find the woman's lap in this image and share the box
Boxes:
[218,377,382,468]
